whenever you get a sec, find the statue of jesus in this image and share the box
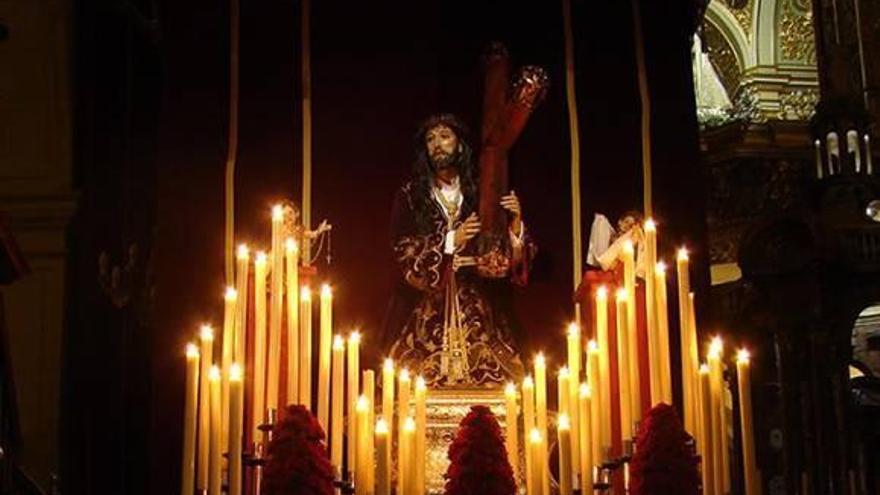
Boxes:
[381,114,533,388]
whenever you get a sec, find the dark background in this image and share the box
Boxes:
[65,0,706,493]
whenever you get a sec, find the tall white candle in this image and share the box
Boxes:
[534,353,550,495]
[586,341,602,467]
[381,358,394,483]
[318,283,333,428]
[558,414,573,495]
[285,239,300,404]
[252,252,268,439]
[699,364,715,495]
[736,349,758,495]
[655,262,672,404]
[402,417,416,495]
[267,205,285,412]
[522,376,536,495]
[375,418,391,495]
[396,369,411,495]
[300,287,313,409]
[814,139,823,178]
[529,428,544,495]
[848,129,862,172]
[228,363,244,495]
[565,323,581,483]
[414,376,427,495]
[208,366,222,495]
[355,395,369,495]
[621,241,640,422]
[221,287,237,456]
[181,344,200,495]
[557,369,573,492]
[644,220,661,407]
[578,383,593,494]
[363,370,376,494]
[708,338,725,495]
[594,287,611,455]
[234,245,250,363]
[331,335,345,476]
[347,331,361,476]
[676,248,695,435]
[615,289,632,443]
[866,134,873,174]
[198,325,215,491]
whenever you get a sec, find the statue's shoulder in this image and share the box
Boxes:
[398,181,417,207]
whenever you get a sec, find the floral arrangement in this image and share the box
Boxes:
[444,405,516,495]
[261,404,334,495]
[629,403,700,495]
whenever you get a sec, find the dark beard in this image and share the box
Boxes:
[430,149,460,172]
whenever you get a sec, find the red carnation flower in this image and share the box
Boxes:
[445,405,516,495]
[629,403,700,495]
[262,404,335,495]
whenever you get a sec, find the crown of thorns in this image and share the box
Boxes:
[414,113,470,144]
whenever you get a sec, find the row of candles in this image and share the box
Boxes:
[180,203,441,495]
[814,129,874,178]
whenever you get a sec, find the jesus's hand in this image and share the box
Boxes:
[500,191,523,237]
[453,213,481,250]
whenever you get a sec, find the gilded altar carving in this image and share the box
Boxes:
[779,0,816,64]
[779,88,818,120]
[726,0,754,40]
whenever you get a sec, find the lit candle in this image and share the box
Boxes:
[558,414,573,495]
[285,238,300,404]
[814,139,823,178]
[557,370,573,492]
[355,395,370,495]
[504,382,519,481]
[708,338,725,495]
[586,341,602,466]
[565,324,581,482]
[181,344,200,495]
[414,376,427,495]
[529,428,544,495]
[221,287,237,453]
[848,129,862,173]
[534,353,550,495]
[347,331,361,475]
[267,205,285,412]
[208,365,222,495]
[402,416,416,495]
[318,283,332,428]
[687,293,700,435]
[375,418,391,495]
[865,134,873,174]
[252,252,268,439]
[676,248,695,435]
[578,383,593,494]
[522,376,536,495]
[699,364,715,495]
[363,369,376,493]
[396,369,411,495]
[300,287,313,409]
[622,240,640,421]
[736,349,757,495]
[381,358,394,482]
[643,220,661,407]
[615,289,633,443]
[655,262,672,404]
[228,363,244,495]
[594,287,611,456]
[197,325,214,491]
[331,335,345,475]
[234,245,250,363]
[827,131,840,174]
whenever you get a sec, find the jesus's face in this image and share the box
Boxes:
[425,124,459,172]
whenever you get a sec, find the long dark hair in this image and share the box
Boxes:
[410,114,478,231]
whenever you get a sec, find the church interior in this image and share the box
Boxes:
[1,0,878,494]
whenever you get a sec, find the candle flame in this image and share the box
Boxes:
[709,336,724,359]
[185,343,200,359]
[699,363,710,375]
[737,348,751,364]
[383,358,394,373]
[333,335,345,350]
[558,413,571,430]
[321,283,332,298]
[566,322,579,338]
[272,204,284,221]
[535,352,546,367]
[375,418,389,435]
[199,325,214,341]
[209,365,221,381]
[255,251,268,265]
[597,286,608,298]
[224,286,238,301]
[529,428,542,444]
[403,416,416,432]
[400,369,410,382]
[644,218,656,231]
[349,331,361,345]
[558,366,570,378]
[356,394,369,412]
[616,288,628,302]
[300,286,312,301]
[523,375,534,389]
[655,261,667,274]
[677,247,689,261]
[622,239,634,253]
[587,339,599,353]
[285,238,298,253]
[579,382,591,398]
[505,382,516,397]
[415,375,427,391]
[229,363,243,381]
[236,244,250,260]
